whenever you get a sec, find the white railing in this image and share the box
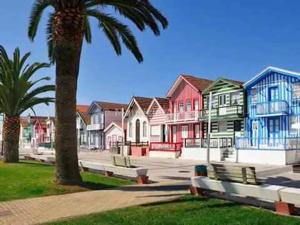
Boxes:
[256,101,289,115]
[87,123,104,131]
[166,111,201,123]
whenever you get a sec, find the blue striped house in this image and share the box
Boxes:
[237,66,300,151]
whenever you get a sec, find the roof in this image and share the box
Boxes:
[203,77,244,94]
[167,74,213,97]
[21,116,55,128]
[124,96,153,118]
[222,78,244,86]
[146,97,169,114]
[155,97,169,112]
[244,66,300,88]
[104,122,123,133]
[134,97,153,112]
[76,105,91,125]
[182,75,214,91]
[95,101,127,111]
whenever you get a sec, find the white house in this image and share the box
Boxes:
[124,96,152,156]
[104,122,124,150]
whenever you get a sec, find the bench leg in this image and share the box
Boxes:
[105,171,114,177]
[190,186,205,197]
[275,201,295,215]
[137,175,149,184]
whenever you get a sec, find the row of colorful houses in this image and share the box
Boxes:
[77,66,300,165]
[19,116,55,149]
[3,65,297,165]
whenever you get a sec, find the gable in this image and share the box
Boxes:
[245,67,300,89]
[88,102,102,114]
[203,78,242,95]
[245,70,300,90]
[170,80,200,101]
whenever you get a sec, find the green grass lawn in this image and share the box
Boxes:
[0,160,133,202]
[49,196,300,225]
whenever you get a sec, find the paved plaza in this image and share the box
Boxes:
[78,150,296,185]
[1,149,299,225]
[0,182,188,225]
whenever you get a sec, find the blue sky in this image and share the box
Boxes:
[1,0,300,115]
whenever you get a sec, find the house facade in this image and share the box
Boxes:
[31,116,55,149]
[124,96,152,156]
[104,122,124,150]
[165,75,213,145]
[76,105,90,149]
[147,97,177,158]
[201,78,245,149]
[87,101,127,150]
[236,67,300,165]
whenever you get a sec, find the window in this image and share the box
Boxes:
[194,124,200,138]
[231,92,240,105]
[293,83,300,99]
[186,100,192,111]
[173,102,176,113]
[219,95,226,107]
[218,121,227,132]
[143,121,147,137]
[290,116,300,135]
[194,99,199,111]
[179,102,184,112]
[251,89,257,104]
[181,125,189,138]
[129,122,132,137]
[204,97,209,109]
[234,121,242,132]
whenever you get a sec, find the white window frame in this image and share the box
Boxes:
[231,92,240,106]
[181,125,189,138]
[143,121,148,137]
[186,100,192,112]
[252,89,257,104]
[128,122,132,137]
[194,99,199,111]
[293,83,300,99]
[179,102,184,112]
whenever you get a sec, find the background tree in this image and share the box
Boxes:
[28,0,168,185]
[0,46,55,163]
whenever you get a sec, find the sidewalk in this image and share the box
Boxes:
[0,183,188,225]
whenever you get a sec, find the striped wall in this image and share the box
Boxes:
[245,71,300,140]
[148,103,166,125]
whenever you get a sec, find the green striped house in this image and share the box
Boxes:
[201,78,245,145]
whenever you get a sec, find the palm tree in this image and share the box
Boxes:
[28,0,168,185]
[0,46,55,163]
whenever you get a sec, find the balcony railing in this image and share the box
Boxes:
[149,142,182,152]
[236,137,300,150]
[256,100,289,116]
[202,105,243,119]
[184,138,233,148]
[87,123,104,131]
[166,111,201,123]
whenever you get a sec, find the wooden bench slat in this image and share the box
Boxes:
[207,163,258,185]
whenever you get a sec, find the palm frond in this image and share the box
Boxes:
[87,10,143,62]
[28,0,53,41]
[0,47,54,116]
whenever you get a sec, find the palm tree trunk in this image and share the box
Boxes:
[54,39,83,185]
[3,115,20,163]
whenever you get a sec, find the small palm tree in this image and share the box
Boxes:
[0,46,55,163]
[28,0,168,184]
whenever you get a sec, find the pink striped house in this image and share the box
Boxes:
[148,75,213,158]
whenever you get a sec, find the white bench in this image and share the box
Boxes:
[191,176,298,215]
[25,154,55,164]
[79,160,149,184]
